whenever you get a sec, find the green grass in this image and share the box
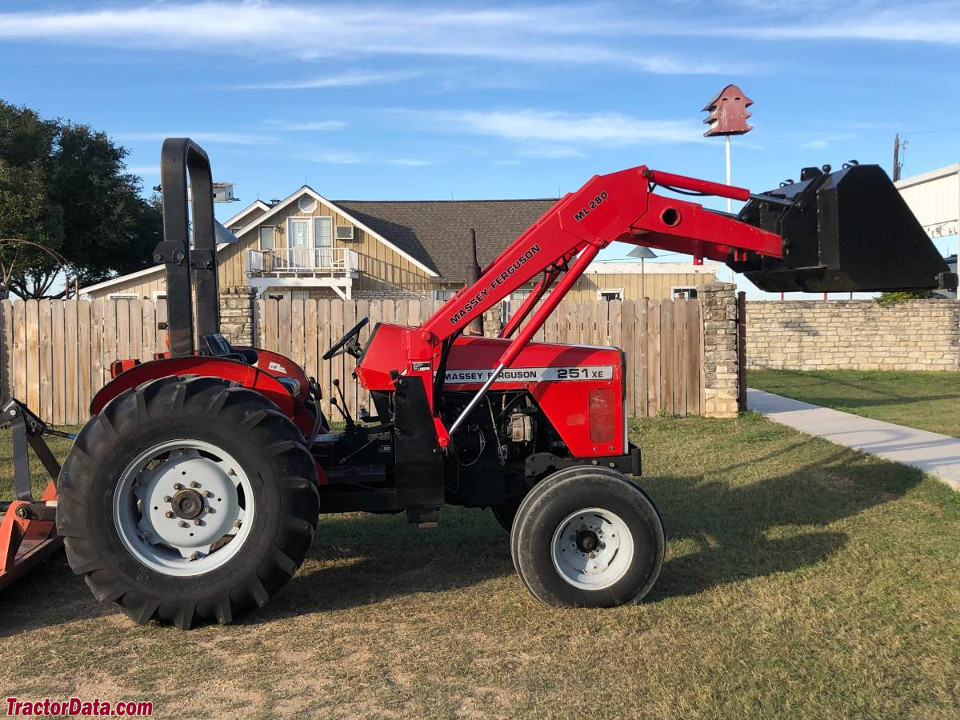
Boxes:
[750,369,960,438]
[1,416,958,719]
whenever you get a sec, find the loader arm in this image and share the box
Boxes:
[409,161,953,436]
[420,165,783,349]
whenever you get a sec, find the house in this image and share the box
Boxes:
[82,186,718,303]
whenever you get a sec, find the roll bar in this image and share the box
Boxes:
[153,138,220,356]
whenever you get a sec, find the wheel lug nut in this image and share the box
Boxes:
[189,552,199,561]
[193,519,203,526]
[190,481,200,488]
[173,483,184,490]
[163,495,172,502]
[179,521,189,528]
[165,511,175,519]
[205,507,214,514]
[203,491,213,498]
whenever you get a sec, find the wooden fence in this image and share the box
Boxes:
[0,296,704,425]
[0,299,169,425]
[257,297,703,420]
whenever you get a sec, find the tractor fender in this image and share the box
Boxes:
[90,356,296,417]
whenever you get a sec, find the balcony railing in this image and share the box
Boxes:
[247,247,359,276]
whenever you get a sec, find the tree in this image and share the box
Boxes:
[0,101,162,298]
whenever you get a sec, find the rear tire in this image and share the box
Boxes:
[57,376,320,629]
[510,467,664,607]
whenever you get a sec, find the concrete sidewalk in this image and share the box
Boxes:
[747,388,960,492]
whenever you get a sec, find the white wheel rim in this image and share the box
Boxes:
[551,507,634,590]
[112,439,255,577]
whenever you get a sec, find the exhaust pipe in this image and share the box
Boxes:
[730,163,957,293]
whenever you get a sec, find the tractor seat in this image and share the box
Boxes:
[232,346,260,365]
[199,333,259,365]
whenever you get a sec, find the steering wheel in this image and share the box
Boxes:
[323,317,369,360]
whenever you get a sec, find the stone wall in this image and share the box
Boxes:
[746,300,960,371]
[700,282,741,418]
[219,286,257,346]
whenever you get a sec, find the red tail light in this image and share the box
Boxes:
[110,358,141,378]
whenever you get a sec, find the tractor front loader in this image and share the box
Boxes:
[1,139,952,628]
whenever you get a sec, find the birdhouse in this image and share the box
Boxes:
[703,84,753,137]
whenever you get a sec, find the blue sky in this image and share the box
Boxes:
[1,0,959,298]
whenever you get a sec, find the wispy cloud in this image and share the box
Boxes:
[519,146,586,159]
[633,1,960,45]
[242,71,418,90]
[310,151,432,167]
[798,133,856,149]
[387,158,433,167]
[112,131,277,145]
[421,110,704,146]
[262,120,348,131]
[312,152,365,165]
[0,2,751,74]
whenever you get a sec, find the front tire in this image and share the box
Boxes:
[57,376,320,629]
[510,467,664,607]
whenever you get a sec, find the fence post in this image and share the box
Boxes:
[737,291,747,412]
[699,282,739,419]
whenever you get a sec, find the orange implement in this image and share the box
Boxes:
[0,481,61,591]
[0,399,71,592]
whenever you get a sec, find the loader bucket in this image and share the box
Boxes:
[730,163,957,293]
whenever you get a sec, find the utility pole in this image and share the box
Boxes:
[892,133,905,181]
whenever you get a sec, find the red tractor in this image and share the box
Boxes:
[2,139,952,628]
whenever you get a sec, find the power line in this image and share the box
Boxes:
[902,127,960,136]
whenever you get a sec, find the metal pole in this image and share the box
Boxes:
[726,135,735,284]
[725,135,732,214]
[448,243,600,436]
[448,364,505,436]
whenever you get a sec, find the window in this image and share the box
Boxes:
[152,291,167,301]
[288,218,310,247]
[297,196,317,213]
[314,217,333,266]
[108,293,139,300]
[672,287,698,300]
[265,290,311,302]
[599,289,623,301]
[433,289,456,301]
[286,216,334,268]
[259,226,275,250]
[288,218,310,269]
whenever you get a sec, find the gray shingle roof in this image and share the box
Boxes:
[335,199,557,283]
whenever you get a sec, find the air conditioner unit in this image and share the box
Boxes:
[335,225,356,241]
